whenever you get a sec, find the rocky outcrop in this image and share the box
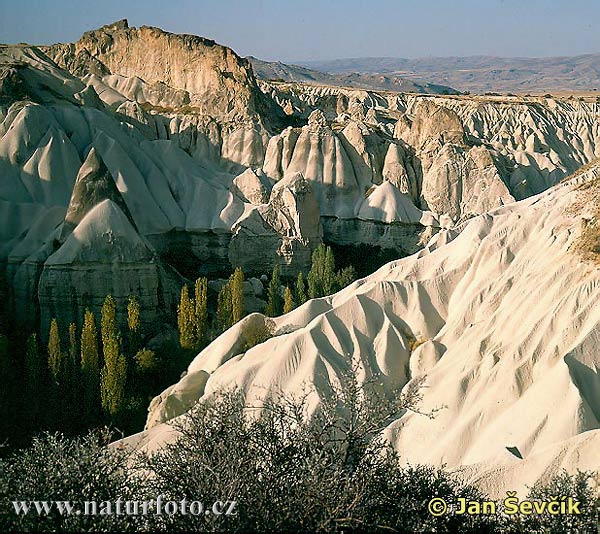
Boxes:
[4,23,600,341]
[261,81,600,219]
[229,172,322,275]
[263,111,370,218]
[230,168,272,205]
[59,147,133,241]
[39,199,178,335]
[45,19,271,121]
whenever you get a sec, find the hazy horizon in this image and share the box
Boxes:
[1,0,599,63]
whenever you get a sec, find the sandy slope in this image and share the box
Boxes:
[136,165,600,496]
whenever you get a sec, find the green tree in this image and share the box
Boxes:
[101,296,117,349]
[308,245,324,299]
[266,264,282,317]
[283,286,294,314]
[100,295,126,419]
[231,267,245,324]
[194,277,208,348]
[295,272,307,306]
[47,319,63,384]
[100,337,127,419]
[217,281,233,332]
[178,285,196,350]
[127,296,141,354]
[335,266,356,291]
[324,245,336,295]
[308,244,339,298]
[81,310,100,419]
[68,323,78,371]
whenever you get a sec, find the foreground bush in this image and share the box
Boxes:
[0,374,597,533]
[0,430,147,532]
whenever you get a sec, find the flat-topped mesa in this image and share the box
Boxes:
[45,19,274,121]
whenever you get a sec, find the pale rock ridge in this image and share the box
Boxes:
[138,165,600,497]
[45,19,272,121]
[262,82,600,219]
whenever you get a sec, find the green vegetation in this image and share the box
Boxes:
[283,286,294,313]
[231,267,245,324]
[193,277,208,346]
[1,377,596,533]
[47,319,62,385]
[177,285,196,350]
[81,309,100,421]
[295,271,307,306]
[217,279,233,332]
[100,296,127,422]
[0,253,358,449]
[127,296,141,354]
[306,244,357,300]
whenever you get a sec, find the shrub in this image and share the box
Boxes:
[514,470,599,533]
[0,431,146,533]
[140,374,494,533]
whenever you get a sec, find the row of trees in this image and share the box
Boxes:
[1,243,358,447]
[42,295,140,430]
[176,245,356,350]
[25,296,158,436]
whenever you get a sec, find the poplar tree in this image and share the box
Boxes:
[336,266,356,291]
[308,244,337,298]
[47,319,63,384]
[217,281,233,332]
[295,272,307,305]
[231,267,245,324]
[100,295,126,419]
[68,323,78,371]
[266,264,282,317]
[81,309,100,419]
[283,286,294,314]
[127,296,141,354]
[178,285,195,350]
[100,336,127,419]
[324,246,336,295]
[67,322,78,405]
[101,296,117,348]
[194,277,208,347]
[308,246,323,299]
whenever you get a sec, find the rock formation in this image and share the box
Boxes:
[229,172,323,275]
[139,164,600,498]
[39,199,178,333]
[2,20,600,341]
[59,147,134,241]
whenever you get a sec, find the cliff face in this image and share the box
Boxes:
[45,20,272,122]
[262,81,600,221]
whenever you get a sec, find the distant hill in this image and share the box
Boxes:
[247,56,460,95]
[298,54,600,94]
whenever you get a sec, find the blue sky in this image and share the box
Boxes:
[1,0,599,61]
